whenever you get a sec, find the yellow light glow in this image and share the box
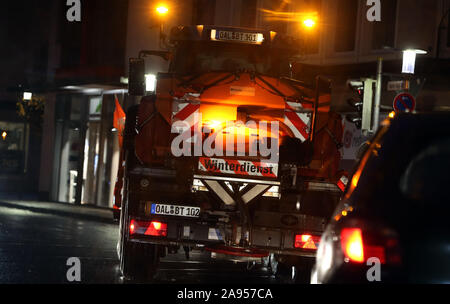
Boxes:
[1,131,6,140]
[389,111,396,119]
[200,105,237,125]
[303,18,316,28]
[302,235,312,242]
[156,5,169,16]
[351,173,359,188]
[203,120,225,130]
[152,221,162,230]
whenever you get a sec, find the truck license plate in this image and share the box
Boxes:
[211,30,263,44]
[151,203,200,218]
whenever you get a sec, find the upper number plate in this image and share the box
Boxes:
[211,30,264,44]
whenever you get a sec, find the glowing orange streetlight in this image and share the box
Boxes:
[303,18,316,28]
[156,4,169,16]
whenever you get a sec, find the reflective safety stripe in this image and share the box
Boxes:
[241,184,270,204]
[203,180,235,206]
[172,94,201,143]
[284,101,311,142]
[337,175,349,192]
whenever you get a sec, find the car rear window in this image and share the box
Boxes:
[399,138,450,204]
[348,116,450,219]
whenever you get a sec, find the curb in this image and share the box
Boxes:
[0,201,116,224]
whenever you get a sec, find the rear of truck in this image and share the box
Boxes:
[117,25,346,281]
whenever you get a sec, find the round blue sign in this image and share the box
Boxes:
[393,93,416,113]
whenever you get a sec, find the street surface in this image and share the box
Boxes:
[0,206,282,284]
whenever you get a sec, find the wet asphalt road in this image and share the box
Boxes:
[0,206,280,284]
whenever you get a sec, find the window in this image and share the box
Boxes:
[334,0,358,52]
[372,0,397,50]
[192,0,216,25]
[399,138,450,204]
[0,121,26,174]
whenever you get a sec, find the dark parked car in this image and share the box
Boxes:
[311,113,450,284]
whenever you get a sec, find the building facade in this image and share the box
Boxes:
[127,0,450,110]
[39,0,130,206]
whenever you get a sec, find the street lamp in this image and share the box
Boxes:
[156,4,169,16]
[155,4,169,48]
[402,49,428,74]
[23,92,32,101]
[303,18,316,29]
[300,13,318,30]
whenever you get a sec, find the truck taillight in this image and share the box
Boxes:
[295,234,320,250]
[129,219,167,237]
[130,220,136,235]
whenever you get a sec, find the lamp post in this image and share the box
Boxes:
[371,48,427,132]
[155,4,169,49]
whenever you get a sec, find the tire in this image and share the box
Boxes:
[113,209,120,222]
[121,241,160,282]
[292,258,314,284]
[270,255,314,284]
[118,184,160,281]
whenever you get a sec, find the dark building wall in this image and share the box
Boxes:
[0,1,56,197]
[55,0,129,85]
[0,0,55,90]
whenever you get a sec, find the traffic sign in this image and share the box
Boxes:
[393,93,416,113]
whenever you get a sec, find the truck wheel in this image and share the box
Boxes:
[270,255,314,284]
[120,241,160,282]
[292,257,315,284]
[118,196,160,281]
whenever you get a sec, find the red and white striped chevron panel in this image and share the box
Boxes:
[198,157,278,178]
[284,101,312,142]
[172,94,201,141]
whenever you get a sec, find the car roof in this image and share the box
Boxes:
[391,112,450,129]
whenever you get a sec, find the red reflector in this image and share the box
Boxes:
[129,220,167,237]
[295,234,320,250]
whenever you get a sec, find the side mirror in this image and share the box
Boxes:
[129,58,145,96]
[356,141,370,160]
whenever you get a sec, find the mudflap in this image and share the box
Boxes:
[269,254,315,284]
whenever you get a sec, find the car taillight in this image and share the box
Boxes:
[295,234,321,250]
[340,228,393,264]
[341,228,365,262]
[129,220,167,237]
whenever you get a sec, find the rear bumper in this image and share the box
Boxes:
[127,215,319,257]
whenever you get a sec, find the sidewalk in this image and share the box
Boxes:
[0,199,116,224]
